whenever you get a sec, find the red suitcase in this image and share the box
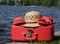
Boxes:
[11,16,55,41]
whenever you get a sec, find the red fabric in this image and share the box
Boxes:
[13,16,25,25]
[38,16,55,25]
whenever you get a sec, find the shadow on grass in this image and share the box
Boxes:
[54,36,60,41]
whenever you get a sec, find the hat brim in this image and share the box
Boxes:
[21,23,41,27]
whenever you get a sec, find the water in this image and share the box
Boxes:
[0,6,60,43]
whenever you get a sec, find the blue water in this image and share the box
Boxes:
[0,6,60,43]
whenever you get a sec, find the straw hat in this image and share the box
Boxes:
[21,11,41,27]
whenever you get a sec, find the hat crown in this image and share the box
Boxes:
[24,11,41,22]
